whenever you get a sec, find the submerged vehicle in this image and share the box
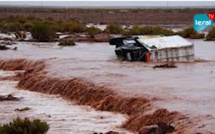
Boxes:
[109,35,195,62]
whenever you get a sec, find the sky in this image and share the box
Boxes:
[0,1,215,8]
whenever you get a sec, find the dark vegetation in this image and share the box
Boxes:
[0,117,49,134]
[86,26,102,37]
[60,21,85,33]
[30,22,56,42]
[0,7,214,25]
[105,23,124,34]
[178,27,205,39]
[128,26,174,36]
[206,27,215,41]
[59,38,75,46]
[0,16,211,42]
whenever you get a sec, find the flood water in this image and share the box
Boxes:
[0,38,215,132]
[0,71,130,134]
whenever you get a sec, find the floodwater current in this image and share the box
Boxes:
[0,38,215,133]
[0,71,130,134]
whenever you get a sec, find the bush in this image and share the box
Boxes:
[59,38,75,46]
[2,22,24,32]
[17,17,27,24]
[128,26,143,35]
[24,21,34,31]
[206,27,215,41]
[129,26,174,36]
[0,16,88,34]
[30,22,56,42]
[179,27,205,39]
[86,26,102,37]
[60,21,85,33]
[0,17,41,32]
[105,23,124,34]
[0,22,3,30]
[44,21,59,32]
[0,117,49,134]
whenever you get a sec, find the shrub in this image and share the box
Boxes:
[86,26,102,37]
[24,21,34,31]
[44,21,60,32]
[5,16,16,22]
[0,117,49,134]
[152,26,174,35]
[179,27,205,39]
[128,26,174,36]
[60,21,85,33]
[30,22,56,42]
[17,17,27,24]
[206,27,215,41]
[2,22,24,32]
[0,22,3,30]
[128,26,143,35]
[105,23,124,34]
[59,38,75,46]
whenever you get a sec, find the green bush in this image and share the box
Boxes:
[59,38,75,46]
[206,27,215,41]
[60,21,85,33]
[179,27,205,39]
[0,117,49,134]
[128,26,143,35]
[0,22,3,30]
[30,22,56,42]
[0,17,43,32]
[24,21,34,31]
[128,26,174,36]
[152,26,174,35]
[5,16,16,22]
[44,21,60,32]
[17,17,27,24]
[2,22,24,32]
[105,23,124,34]
[86,26,102,37]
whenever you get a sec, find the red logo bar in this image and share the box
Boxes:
[207,12,215,20]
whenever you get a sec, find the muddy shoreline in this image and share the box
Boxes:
[0,59,189,133]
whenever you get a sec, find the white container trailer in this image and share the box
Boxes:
[138,35,195,62]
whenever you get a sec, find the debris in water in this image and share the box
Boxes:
[93,131,120,134]
[0,94,20,101]
[0,45,17,51]
[15,107,31,112]
[0,45,9,50]
[0,39,16,46]
[58,38,76,46]
[153,63,177,69]
[139,122,174,134]
[105,131,120,134]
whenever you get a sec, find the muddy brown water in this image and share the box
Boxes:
[0,71,130,134]
[0,39,215,133]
